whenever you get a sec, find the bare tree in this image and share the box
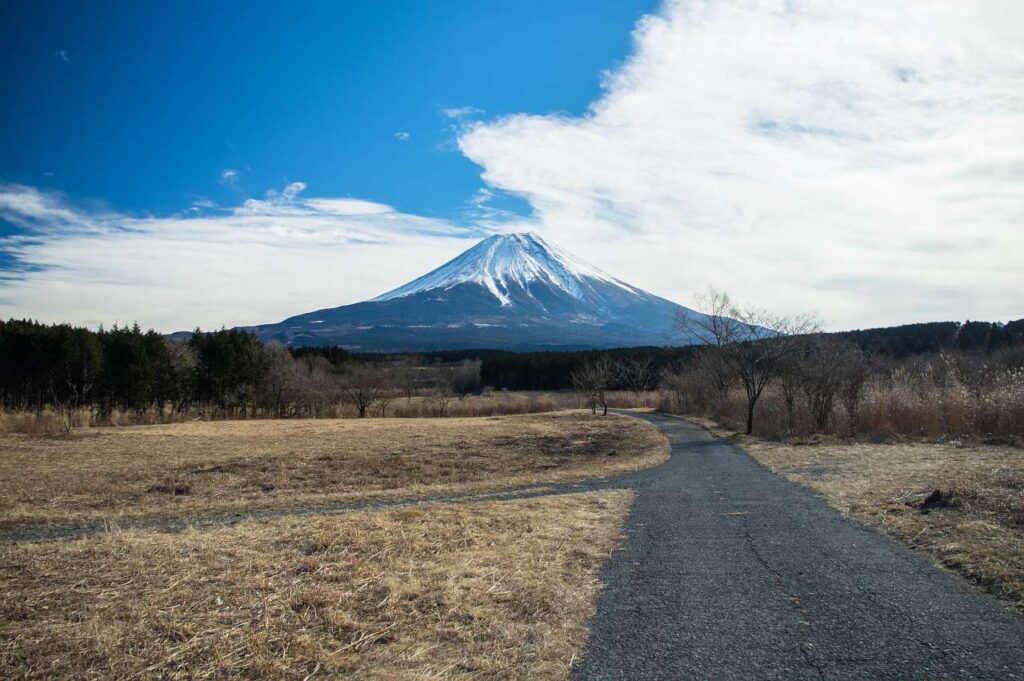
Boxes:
[339,364,391,418]
[796,336,850,433]
[394,360,420,402]
[615,355,656,397]
[259,343,300,418]
[375,379,398,417]
[836,346,872,434]
[572,355,614,415]
[428,379,456,416]
[50,381,86,435]
[777,351,802,434]
[296,354,338,417]
[450,359,483,400]
[676,288,819,434]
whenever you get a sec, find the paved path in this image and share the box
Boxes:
[572,411,1024,680]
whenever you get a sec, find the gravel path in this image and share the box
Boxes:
[572,411,1024,680]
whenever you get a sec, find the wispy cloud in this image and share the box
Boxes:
[0,183,477,331]
[458,0,1024,328]
[462,187,532,231]
[219,168,240,187]
[393,131,410,141]
[54,49,70,64]
[441,106,484,120]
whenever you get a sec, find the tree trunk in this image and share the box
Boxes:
[745,399,756,435]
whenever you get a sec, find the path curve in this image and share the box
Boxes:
[572,411,1024,680]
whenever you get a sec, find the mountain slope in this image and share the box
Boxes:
[248,233,707,351]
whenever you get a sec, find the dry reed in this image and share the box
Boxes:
[664,365,1024,445]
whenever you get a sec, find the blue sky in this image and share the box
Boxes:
[1,0,655,223]
[1,1,1022,331]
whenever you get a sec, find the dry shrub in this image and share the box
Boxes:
[857,365,1024,443]
[662,353,1024,446]
[604,390,661,409]
[0,491,633,679]
[665,387,790,441]
[0,408,88,436]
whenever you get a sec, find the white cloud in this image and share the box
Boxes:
[219,168,240,187]
[394,131,410,141]
[304,198,393,215]
[457,0,1024,328]
[55,49,70,64]
[441,106,484,120]
[0,183,477,331]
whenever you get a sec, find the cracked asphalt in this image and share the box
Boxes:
[572,411,1024,680]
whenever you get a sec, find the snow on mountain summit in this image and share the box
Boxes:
[372,232,638,306]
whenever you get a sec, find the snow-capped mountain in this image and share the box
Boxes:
[248,232,708,351]
[372,233,641,307]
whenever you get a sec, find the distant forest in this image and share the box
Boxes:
[0,321,276,413]
[366,319,1024,390]
[1,317,1022,411]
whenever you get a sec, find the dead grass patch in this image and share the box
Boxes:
[0,490,632,679]
[722,424,1024,612]
[0,411,666,529]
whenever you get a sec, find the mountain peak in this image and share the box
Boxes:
[372,232,637,306]
[251,232,705,351]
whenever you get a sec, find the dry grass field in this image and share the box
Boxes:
[1,490,633,679]
[699,419,1024,612]
[0,391,664,435]
[0,411,666,530]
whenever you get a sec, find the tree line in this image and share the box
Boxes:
[336,318,1023,392]
[4,307,1022,436]
[1,320,282,416]
[0,320,482,427]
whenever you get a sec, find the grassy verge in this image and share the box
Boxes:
[1,491,632,679]
[0,411,666,529]
[693,417,1024,612]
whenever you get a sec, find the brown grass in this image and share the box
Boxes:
[0,408,87,436]
[390,391,661,418]
[0,490,633,679]
[0,392,662,432]
[710,421,1024,612]
[0,411,666,530]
